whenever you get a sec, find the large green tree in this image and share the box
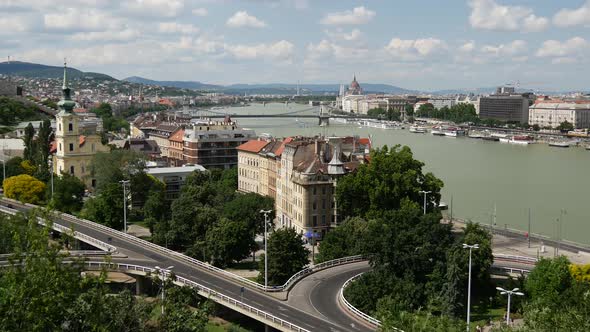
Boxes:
[222,192,274,235]
[50,172,86,213]
[336,145,443,219]
[315,216,370,263]
[204,218,255,268]
[81,182,125,230]
[258,228,309,286]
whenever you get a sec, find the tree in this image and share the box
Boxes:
[90,149,145,193]
[405,104,415,117]
[335,145,444,219]
[204,218,254,268]
[33,119,53,182]
[50,172,86,213]
[3,174,45,204]
[532,124,541,131]
[81,182,125,230]
[417,103,435,118]
[315,217,369,263]
[4,157,25,179]
[367,107,387,118]
[557,120,574,132]
[258,228,309,286]
[525,256,573,305]
[22,122,36,162]
[0,213,155,331]
[222,192,274,235]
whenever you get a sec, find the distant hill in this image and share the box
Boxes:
[0,61,116,81]
[123,76,223,90]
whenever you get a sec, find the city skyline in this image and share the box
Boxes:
[1,0,590,90]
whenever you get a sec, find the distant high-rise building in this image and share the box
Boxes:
[478,87,530,123]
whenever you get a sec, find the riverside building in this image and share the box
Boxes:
[529,99,590,129]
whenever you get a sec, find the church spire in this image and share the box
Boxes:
[57,58,76,113]
[62,58,68,90]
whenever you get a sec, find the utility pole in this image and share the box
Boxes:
[450,195,453,222]
[120,180,130,233]
[463,243,479,332]
[527,208,531,248]
[259,209,272,289]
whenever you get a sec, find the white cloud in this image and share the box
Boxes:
[536,37,589,57]
[158,22,200,34]
[523,15,549,32]
[384,38,446,60]
[325,29,362,42]
[552,57,578,64]
[226,11,267,28]
[468,0,548,32]
[44,8,122,31]
[70,29,141,42]
[481,40,527,56]
[192,8,209,16]
[121,0,184,17]
[459,41,476,53]
[553,1,590,27]
[0,16,34,33]
[306,39,369,62]
[320,6,376,25]
[225,40,294,61]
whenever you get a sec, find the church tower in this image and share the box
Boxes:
[54,61,80,176]
[52,61,109,188]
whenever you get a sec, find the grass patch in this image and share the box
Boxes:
[229,260,258,270]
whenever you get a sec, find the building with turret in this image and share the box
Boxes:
[52,63,109,188]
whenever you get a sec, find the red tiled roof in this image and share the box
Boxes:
[237,140,269,153]
[274,137,293,157]
[358,137,371,145]
[74,108,88,113]
[79,135,86,147]
[50,140,57,153]
[169,128,185,142]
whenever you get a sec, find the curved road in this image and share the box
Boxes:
[0,199,348,331]
[288,261,375,332]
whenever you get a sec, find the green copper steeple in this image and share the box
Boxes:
[57,59,76,113]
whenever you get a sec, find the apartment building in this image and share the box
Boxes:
[529,100,590,129]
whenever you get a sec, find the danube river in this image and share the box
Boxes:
[202,103,590,245]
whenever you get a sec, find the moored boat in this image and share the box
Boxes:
[409,125,426,133]
[549,141,571,148]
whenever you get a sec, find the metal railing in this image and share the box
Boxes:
[491,266,531,275]
[493,253,537,265]
[339,272,390,330]
[84,261,310,332]
[0,198,368,293]
[0,204,117,254]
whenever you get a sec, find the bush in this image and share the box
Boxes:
[3,174,46,204]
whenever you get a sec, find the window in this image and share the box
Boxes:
[322,215,326,225]
[91,144,95,152]
[58,123,61,131]
[322,187,326,194]
[312,216,317,227]
[313,187,317,195]
[68,123,73,131]
[322,199,326,209]
[69,143,74,151]
[70,166,74,175]
[313,201,317,210]
[59,143,62,152]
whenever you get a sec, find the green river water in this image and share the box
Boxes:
[201,103,590,245]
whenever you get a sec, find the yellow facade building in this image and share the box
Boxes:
[52,64,109,189]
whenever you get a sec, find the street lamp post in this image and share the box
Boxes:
[463,243,479,332]
[418,190,432,215]
[260,209,272,289]
[496,287,524,325]
[48,159,54,199]
[155,265,174,315]
[120,180,130,233]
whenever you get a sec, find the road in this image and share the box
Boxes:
[288,261,375,332]
[0,199,360,332]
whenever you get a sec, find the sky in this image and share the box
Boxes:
[1,0,590,91]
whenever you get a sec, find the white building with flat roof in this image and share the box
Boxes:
[147,165,206,200]
[428,97,456,110]
[529,101,590,129]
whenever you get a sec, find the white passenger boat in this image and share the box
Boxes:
[409,125,426,133]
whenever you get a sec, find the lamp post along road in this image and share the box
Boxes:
[418,190,432,215]
[120,180,130,233]
[156,265,174,315]
[260,209,272,289]
[463,243,479,332]
[496,287,524,325]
